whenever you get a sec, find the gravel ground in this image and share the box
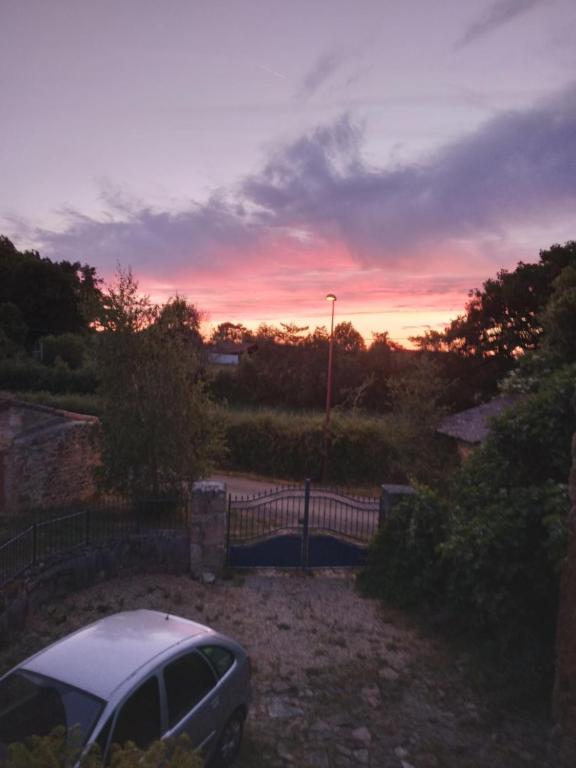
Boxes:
[0,571,558,768]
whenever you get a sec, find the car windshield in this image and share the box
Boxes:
[0,670,104,751]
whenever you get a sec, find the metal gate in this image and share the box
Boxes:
[226,480,411,568]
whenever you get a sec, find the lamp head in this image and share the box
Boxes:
[325,293,337,302]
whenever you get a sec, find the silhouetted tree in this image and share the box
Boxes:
[0,235,103,342]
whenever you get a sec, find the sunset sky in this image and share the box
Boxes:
[1,0,575,344]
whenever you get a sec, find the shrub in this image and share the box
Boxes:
[220,408,404,484]
[359,364,575,668]
[2,728,202,767]
[358,489,449,605]
[40,333,88,369]
[442,481,568,648]
[0,358,99,394]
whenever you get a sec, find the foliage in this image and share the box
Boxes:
[333,321,366,353]
[359,489,449,605]
[0,235,102,343]
[40,333,88,369]
[97,271,223,497]
[442,481,569,647]
[387,356,456,486]
[220,407,404,484]
[0,302,28,357]
[540,264,576,363]
[2,727,201,768]
[412,241,576,362]
[360,362,575,661]
[0,357,99,394]
[210,321,253,344]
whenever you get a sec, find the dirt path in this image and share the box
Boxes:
[0,571,555,767]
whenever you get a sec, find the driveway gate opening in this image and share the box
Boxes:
[226,480,413,568]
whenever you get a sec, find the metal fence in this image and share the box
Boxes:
[0,498,190,589]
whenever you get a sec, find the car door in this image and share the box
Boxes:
[106,675,162,753]
[161,650,222,755]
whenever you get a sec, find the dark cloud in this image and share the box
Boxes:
[243,84,576,260]
[37,194,258,274]
[37,83,576,276]
[455,0,548,49]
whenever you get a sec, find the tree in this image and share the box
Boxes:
[333,321,365,353]
[210,321,252,345]
[98,270,223,497]
[541,265,576,363]
[0,302,28,358]
[156,296,204,349]
[0,235,103,342]
[411,241,576,361]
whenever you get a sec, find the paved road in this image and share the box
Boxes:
[208,473,299,498]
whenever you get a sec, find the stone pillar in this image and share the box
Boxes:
[190,481,227,578]
[554,433,576,761]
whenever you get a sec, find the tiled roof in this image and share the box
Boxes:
[437,395,521,444]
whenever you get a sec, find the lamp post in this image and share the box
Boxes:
[322,293,337,483]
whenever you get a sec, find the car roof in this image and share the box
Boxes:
[20,610,217,700]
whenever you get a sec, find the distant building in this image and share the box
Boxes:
[0,397,100,514]
[437,395,521,460]
[207,342,257,366]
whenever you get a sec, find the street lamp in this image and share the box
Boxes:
[322,293,337,483]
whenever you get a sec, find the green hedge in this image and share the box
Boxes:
[0,358,99,394]
[220,408,405,485]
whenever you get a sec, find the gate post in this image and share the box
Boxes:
[190,481,227,578]
[301,479,311,569]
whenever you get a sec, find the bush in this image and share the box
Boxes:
[2,728,202,767]
[40,332,88,369]
[359,364,575,667]
[442,482,568,647]
[220,407,404,484]
[358,489,449,605]
[0,358,99,394]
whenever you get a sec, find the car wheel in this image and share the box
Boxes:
[211,710,244,767]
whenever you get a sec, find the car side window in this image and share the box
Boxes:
[110,677,161,750]
[164,652,217,728]
[199,645,235,678]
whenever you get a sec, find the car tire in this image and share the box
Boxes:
[211,710,244,767]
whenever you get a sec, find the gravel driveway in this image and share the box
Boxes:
[0,571,555,767]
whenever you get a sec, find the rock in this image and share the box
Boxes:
[267,697,305,719]
[380,667,401,682]
[276,743,294,762]
[352,748,370,764]
[395,746,409,759]
[201,571,216,584]
[310,720,331,735]
[352,726,372,744]
[307,752,330,767]
[361,684,381,708]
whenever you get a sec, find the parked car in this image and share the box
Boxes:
[0,610,251,766]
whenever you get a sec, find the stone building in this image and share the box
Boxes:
[0,397,100,514]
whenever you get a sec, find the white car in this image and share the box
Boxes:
[0,610,251,766]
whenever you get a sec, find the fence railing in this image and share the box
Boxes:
[0,498,190,590]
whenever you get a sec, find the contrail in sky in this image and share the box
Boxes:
[256,63,288,80]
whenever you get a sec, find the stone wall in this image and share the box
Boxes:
[0,398,100,514]
[0,531,190,643]
[554,433,576,760]
[0,481,229,644]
